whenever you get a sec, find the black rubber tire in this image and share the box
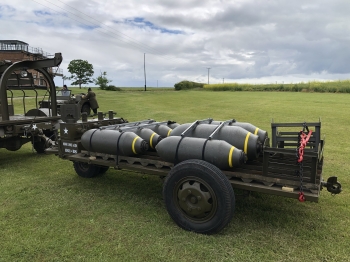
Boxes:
[163,159,235,234]
[32,137,47,154]
[73,161,101,178]
[99,166,109,174]
[81,104,91,116]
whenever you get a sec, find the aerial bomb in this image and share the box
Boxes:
[81,129,148,156]
[117,127,161,149]
[211,121,267,143]
[140,123,173,137]
[123,121,175,137]
[155,136,245,169]
[167,122,180,129]
[170,123,261,160]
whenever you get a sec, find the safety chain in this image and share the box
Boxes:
[296,123,313,202]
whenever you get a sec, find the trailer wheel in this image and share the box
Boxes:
[163,159,235,234]
[73,161,101,178]
[99,166,109,174]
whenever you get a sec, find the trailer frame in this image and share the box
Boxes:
[49,114,341,234]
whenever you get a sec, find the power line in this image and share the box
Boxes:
[30,0,181,63]
[54,0,172,58]
[31,0,163,56]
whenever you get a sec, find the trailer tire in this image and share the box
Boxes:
[163,159,235,234]
[73,161,101,178]
[99,166,109,174]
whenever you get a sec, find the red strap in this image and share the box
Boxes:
[298,192,305,202]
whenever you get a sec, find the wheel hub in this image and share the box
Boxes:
[177,180,214,218]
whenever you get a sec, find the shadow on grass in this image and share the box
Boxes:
[58,167,328,236]
[0,148,53,169]
[0,146,329,237]
[225,189,329,237]
[58,168,164,207]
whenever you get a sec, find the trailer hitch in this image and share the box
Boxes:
[322,176,342,194]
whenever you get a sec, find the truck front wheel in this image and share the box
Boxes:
[163,159,235,234]
[32,137,48,154]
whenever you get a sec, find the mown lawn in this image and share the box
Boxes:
[1,90,349,261]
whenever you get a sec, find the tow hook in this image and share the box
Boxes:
[322,176,342,194]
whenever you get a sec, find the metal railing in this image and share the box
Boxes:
[0,44,51,58]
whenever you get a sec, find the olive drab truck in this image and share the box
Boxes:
[0,53,62,153]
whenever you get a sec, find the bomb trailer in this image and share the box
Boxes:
[0,53,62,153]
[46,102,342,235]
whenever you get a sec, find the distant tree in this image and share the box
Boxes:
[174,80,204,90]
[67,59,94,89]
[95,71,112,90]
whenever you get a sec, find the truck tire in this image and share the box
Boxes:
[81,104,91,116]
[32,137,47,154]
[163,159,235,234]
[73,161,102,178]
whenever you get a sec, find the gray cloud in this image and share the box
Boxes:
[1,0,350,86]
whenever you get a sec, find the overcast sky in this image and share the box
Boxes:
[1,0,350,87]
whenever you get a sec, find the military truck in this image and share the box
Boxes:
[47,103,342,234]
[39,89,92,116]
[0,53,62,153]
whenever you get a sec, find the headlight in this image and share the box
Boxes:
[20,70,28,77]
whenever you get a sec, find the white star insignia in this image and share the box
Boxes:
[64,128,68,134]
[32,124,37,130]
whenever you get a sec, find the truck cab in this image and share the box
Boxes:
[39,89,91,116]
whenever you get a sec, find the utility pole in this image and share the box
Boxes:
[157,80,158,88]
[144,53,146,91]
[62,74,68,87]
[207,68,211,84]
[223,78,224,84]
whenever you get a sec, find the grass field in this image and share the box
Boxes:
[1,90,349,261]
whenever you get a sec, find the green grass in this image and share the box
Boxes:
[1,90,350,261]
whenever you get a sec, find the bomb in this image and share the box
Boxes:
[167,122,180,129]
[139,122,173,137]
[117,127,162,149]
[211,121,267,143]
[155,136,245,169]
[170,123,261,160]
[81,129,148,156]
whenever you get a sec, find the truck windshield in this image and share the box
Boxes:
[57,90,71,97]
